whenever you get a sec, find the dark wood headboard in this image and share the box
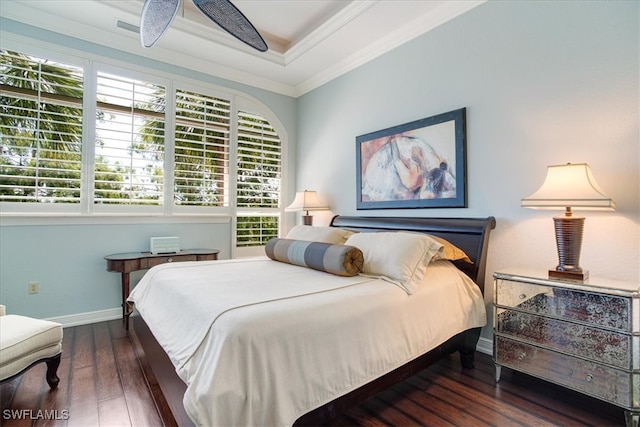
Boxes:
[330,215,496,293]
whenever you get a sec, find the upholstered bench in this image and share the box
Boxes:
[0,306,63,389]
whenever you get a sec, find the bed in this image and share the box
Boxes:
[127,215,496,426]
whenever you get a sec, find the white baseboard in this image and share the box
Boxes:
[46,308,122,328]
[477,336,493,355]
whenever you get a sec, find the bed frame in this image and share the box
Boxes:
[129,215,496,426]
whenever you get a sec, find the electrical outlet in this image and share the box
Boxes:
[28,281,39,294]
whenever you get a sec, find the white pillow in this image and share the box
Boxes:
[285,225,353,245]
[344,231,443,294]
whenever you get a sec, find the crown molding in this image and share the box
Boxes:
[294,0,485,96]
[284,0,376,66]
[2,0,485,98]
[0,2,298,97]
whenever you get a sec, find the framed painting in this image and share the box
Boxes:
[356,108,467,210]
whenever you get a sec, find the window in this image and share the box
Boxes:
[1,48,285,249]
[94,72,166,205]
[174,89,230,207]
[236,110,281,209]
[0,50,83,204]
[236,110,282,250]
[236,214,279,252]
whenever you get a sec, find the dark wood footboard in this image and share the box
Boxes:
[129,313,193,427]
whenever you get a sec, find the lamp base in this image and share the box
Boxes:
[302,215,313,226]
[548,269,589,282]
[552,214,586,282]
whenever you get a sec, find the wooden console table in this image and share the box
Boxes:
[105,249,219,329]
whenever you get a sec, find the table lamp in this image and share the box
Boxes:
[285,190,329,225]
[521,163,615,281]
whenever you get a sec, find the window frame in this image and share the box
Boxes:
[89,62,173,215]
[0,37,289,249]
[0,43,89,215]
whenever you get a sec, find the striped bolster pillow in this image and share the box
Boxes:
[265,238,364,277]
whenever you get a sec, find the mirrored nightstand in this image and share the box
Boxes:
[494,269,639,427]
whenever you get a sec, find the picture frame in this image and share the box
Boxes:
[356,107,467,210]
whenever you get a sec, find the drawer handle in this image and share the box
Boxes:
[586,374,593,382]
[518,352,526,360]
[519,294,526,300]
[167,257,173,262]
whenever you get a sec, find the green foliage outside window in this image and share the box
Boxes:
[0,50,83,202]
[0,49,282,247]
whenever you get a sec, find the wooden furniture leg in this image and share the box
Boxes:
[45,354,61,389]
[122,272,130,330]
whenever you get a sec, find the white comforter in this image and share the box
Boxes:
[128,257,486,427]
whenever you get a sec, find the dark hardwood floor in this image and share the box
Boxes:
[1,319,626,426]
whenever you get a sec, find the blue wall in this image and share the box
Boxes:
[0,220,231,319]
[295,1,640,339]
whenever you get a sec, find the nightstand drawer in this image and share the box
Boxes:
[496,279,631,332]
[496,310,630,369]
[495,336,632,407]
[142,254,197,268]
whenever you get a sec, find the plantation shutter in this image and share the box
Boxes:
[0,50,83,203]
[1,48,286,222]
[236,110,281,208]
[236,215,279,247]
[94,72,165,205]
[174,89,230,207]
[236,110,281,248]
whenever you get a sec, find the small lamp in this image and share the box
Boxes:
[521,163,615,281]
[285,190,329,226]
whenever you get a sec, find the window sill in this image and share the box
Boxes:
[0,213,232,227]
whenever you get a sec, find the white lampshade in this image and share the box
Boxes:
[521,162,615,282]
[285,190,329,225]
[521,163,615,210]
[285,190,329,212]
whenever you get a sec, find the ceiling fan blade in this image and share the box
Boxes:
[192,0,268,52]
[140,0,181,48]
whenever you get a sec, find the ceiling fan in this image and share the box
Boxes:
[140,0,268,52]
